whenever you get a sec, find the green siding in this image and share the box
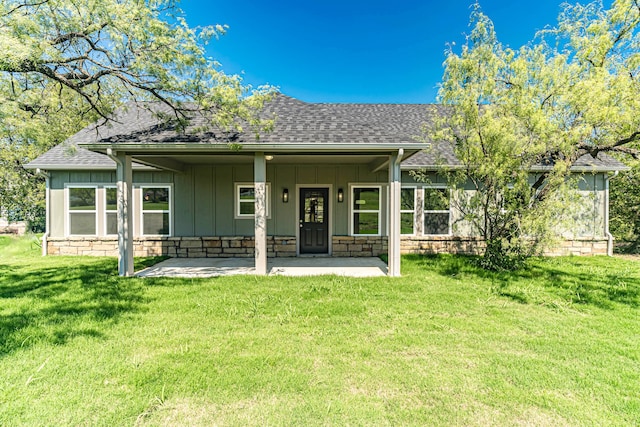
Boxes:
[48,166,611,241]
[193,166,214,236]
[273,166,297,235]
[173,169,194,236]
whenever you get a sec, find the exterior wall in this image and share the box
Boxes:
[401,171,610,240]
[48,163,388,239]
[46,166,612,258]
[46,235,608,257]
[399,236,607,256]
[46,236,297,258]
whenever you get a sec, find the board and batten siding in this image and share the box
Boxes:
[48,163,389,239]
[48,166,608,241]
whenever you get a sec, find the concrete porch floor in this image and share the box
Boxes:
[136,257,389,278]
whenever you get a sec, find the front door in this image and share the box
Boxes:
[299,188,329,254]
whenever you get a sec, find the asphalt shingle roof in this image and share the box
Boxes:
[402,144,627,172]
[26,94,628,172]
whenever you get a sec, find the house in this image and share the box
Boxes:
[0,215,26,235]
[25,94,627,276]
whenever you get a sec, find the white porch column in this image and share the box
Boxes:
[388,150,402,277]
[116,153,134,276]
[254,152,268,275]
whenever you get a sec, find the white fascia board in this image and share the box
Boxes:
[23,164,156,171]
[80,142,432,153]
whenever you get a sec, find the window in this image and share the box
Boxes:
[424,187,450,235]
[68,187,97,235]
[142,187,171,235]
[401,187,416,235]
[105,187,117,235]
[235,183,270,218]
[351,186,381,235]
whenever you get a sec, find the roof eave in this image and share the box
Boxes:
[402,164,630,172]
[80,142,431,153]
[23,163,156,171]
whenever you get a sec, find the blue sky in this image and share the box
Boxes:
[181,1,567,103]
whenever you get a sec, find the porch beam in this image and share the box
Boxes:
[370,157,389,173]
[388,149,403,277]
[115,152,134,276]
[254,152,268,275]
[131,156,185,173]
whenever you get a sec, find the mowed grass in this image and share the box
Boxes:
[1,235,639,426]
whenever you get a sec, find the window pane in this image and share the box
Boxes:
[424,212,450,235]
[106,212,117,235]
[353,188,380,210]
[424,188,449,210]
[70,213,96,235]
[143,212,169,235]
[69,188,95,210]
[401,212,414,234]
[106,188,117,211]
[401,188,414,210]
[304,191,325,223]
[143,188,169,211]
[239,187,255,200]
[239,201,255,215]
[354,212,379,235]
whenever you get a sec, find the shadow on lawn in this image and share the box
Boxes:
[407,254,640,309]
[0,258,148,357]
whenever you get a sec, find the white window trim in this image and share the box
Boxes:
[65,184,98,237]
[104,186,117,237]
[139,185,173,236]
[234,182,271,219]
[401,186,417,236]
[423,185,452,236]
[349,184,382,236]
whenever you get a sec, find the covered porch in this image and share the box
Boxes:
[96,148,417,278]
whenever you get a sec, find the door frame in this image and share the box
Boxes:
[295,184,333,256]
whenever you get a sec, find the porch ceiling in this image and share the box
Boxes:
[128,150,422,172]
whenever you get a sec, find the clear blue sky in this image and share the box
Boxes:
[181,0,566,103]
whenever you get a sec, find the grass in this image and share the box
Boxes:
[1,235,639,426]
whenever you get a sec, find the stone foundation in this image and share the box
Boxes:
[332,236,388,257]
[400,236,608,256]
[544,238,608,256]
[400,236,485,255]
[47,236,297,258]
[45,235,609,258]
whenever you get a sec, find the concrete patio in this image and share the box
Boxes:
[136,257,389,278]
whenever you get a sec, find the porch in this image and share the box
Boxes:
[136,257,388,278]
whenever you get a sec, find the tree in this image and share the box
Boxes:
[610,160,640,251]
[0,0,273,228]
[418,0,640,269]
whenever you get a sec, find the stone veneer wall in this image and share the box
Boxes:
[331,236,388,257]
[47,236,297,258]
[400,236,485,255]
[400,236,608,256]
[46,235,608,257]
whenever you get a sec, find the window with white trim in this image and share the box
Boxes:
[141,187,171,235]
[423,187,450,235]
[401,187,416,235]
[351,186,381,235]
[235,183,271,218]
[105,187,117,236]
[68,186,97,235]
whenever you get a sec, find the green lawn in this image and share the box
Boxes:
[1,235,639,426]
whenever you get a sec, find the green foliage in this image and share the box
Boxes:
[1,238,639,424]
[610,160,640,252]
[0,0,275,224]
[420,1,640,269]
